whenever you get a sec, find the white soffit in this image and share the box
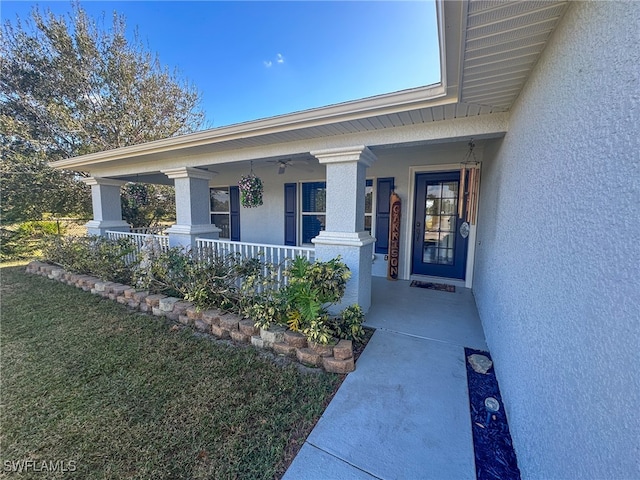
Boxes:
[461,0,570,110]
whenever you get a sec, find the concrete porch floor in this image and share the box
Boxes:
[283,277,488,479]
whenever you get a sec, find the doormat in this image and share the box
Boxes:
[409,280,455,292]
[465,347,521,480]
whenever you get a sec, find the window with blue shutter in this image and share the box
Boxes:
[229,186,240,241]
[284,183,297,246]
[375,177,394,254]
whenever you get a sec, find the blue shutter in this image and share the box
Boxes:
[229,186,240,241]
[375,177,394,254]
[284,183,297,246]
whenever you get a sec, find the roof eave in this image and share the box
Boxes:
[49,83,448,170]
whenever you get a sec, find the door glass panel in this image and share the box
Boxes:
[427,185,442,198]
[440,215,456,233]
[425,214,440,231]
[439,232,455,249]
[441,199,456,215]
[422,180,458,265]
[442,182,457,198]
[426,197,439,215]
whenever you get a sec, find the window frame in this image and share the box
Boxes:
[296,178,378,246]
[300,180,327,246]
[210,186,231,239]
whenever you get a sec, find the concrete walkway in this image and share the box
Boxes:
[283,278,487,479]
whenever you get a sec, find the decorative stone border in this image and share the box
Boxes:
[25,261,355,374]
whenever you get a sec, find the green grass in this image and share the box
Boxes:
[0,267,342,479]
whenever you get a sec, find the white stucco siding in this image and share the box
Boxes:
[473,3,640,479]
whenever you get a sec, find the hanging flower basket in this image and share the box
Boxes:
[238,173,263,208]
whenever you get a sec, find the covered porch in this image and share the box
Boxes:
[75,136,502,315]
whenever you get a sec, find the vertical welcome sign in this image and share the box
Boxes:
[387,192,401,280]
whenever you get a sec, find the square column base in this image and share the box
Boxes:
[313,231,375,313]
[166,224,221,249]
[85,220,130,236]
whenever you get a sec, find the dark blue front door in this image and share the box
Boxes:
[412,171,468,279]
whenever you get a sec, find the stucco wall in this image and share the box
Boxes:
[473,3,640,479]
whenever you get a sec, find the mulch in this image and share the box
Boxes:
[465,347,521,480]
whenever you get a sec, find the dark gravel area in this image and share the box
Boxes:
[465,347,521,480]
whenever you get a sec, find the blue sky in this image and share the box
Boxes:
[2,1,440,127]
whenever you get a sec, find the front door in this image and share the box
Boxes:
[412,171,468,279]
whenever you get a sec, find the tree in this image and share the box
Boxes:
[121,183,175,229]
[1,3,206,225]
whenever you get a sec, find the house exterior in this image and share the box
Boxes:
[51,2,639,479]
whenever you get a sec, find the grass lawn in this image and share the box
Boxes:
[0,266,342,479]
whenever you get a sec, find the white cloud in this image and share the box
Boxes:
[264,54,284,68]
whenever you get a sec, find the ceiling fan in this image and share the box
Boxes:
[267,158,311,174]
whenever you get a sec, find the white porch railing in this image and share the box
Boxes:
[106,230,170,263]
[104,232,315,286]
[195,238,315,286]
[130,226,167,235]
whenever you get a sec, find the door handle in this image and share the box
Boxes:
[415,222,421,242]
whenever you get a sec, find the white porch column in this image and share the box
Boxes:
[310,146,377,313]
[162,167,221,248]
[82,177,130,236]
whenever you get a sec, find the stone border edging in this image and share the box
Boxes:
[25,261,355,374]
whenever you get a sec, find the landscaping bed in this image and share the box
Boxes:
[25,261,362,374]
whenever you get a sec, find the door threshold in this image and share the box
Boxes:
[409,275,466,289]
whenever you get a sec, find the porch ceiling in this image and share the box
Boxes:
[459,0,570,110]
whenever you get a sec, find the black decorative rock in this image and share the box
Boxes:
[465,347,521,480]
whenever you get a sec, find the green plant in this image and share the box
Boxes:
[238,255,287,329]
[134,247,240,309]
[133,246,283,314]
[282,256,351,345]
[287,256,351,304]
[302,316,334,345]
[43,235,138,284]
[331,304,366,343]
[247,300,286,330]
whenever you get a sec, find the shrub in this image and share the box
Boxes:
[134,245,193,298]
[134,244,281,314]
[283,256,351,345]
[330,304,366,343]
[239,257,287,329]
[43,235,137,284]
